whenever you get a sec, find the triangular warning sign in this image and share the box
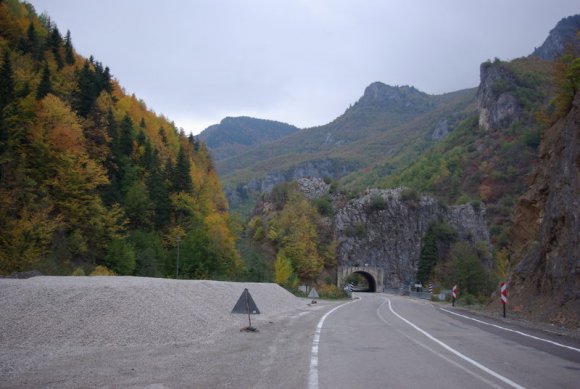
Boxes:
[231,288,260,314]
[308,288,319,299]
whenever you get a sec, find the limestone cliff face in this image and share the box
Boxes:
[507,93,580,327]
[477,62,521,131]
[334,188,490,288]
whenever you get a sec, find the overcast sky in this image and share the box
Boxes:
[27,0,579,134]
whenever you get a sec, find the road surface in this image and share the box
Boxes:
[315,293,580,388]
[3,293,579,388]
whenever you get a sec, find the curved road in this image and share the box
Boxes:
[315,293,580,389]
[4,293,579,388]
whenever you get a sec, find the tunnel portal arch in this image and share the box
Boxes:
[337,266,383,293]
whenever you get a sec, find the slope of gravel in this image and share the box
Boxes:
[0,276,309,348]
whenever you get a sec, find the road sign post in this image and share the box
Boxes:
[232,288,261,332]
[500,282,508,318]
[452,284,457,307]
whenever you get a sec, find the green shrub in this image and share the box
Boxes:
[368,195,388,211]
[318,284,348,299]
[90,265,116,276]
[71,267,85,276]
[312,195,334,217]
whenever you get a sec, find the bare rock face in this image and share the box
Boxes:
[296,177,330,200]
[532,15,580,61]
[477,62,521,131]
[506,93,580,328]
[334,188,490,288]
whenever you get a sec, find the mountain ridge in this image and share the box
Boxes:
[198,116,299,161]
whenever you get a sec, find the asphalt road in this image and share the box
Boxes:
[316,293,580,389]
[4,294,579,388]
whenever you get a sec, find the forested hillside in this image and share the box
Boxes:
[0,0,242,279]
[357,57,556,250]
[214,82,476,211]
[198,116,299,161]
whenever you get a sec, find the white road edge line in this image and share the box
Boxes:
[308,296,359,389]
[376,301,503,389]
[440,308,580,353]
[387,298,526,389]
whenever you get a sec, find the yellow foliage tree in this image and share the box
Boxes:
[274,250,296,289]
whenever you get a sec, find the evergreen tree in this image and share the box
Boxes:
[104,238,136,275]
[147,155,171,230]
[48,26,63,69]
[119,114,134,156]
[173,145,193,193]
[64,30,75,65]
[36,62,52,100]
[0,51,15,113]
[75,60,97,117]
[417,226,438,283]
[159,127,168,145]
[102,66,112,93]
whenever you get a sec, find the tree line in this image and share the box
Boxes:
[0,0,243,279]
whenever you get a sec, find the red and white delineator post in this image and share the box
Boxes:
[500,281,508,318]
[452,284,458,307]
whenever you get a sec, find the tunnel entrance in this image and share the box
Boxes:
[344,271,377,292]
[338,266,383,293]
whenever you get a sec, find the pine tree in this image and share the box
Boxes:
[75,60,97,117]
[147,154,171,230]
[0,51,15,113]
[159,127,168,145]
[36,62,52,100]
[64,30,75,65]
[417,227,438,283]
[173,145,193,193]
[119,114,134,156]
[48,26,63,69]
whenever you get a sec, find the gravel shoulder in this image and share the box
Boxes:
[0,276,330,387]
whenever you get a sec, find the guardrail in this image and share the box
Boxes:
[383,287,433,300]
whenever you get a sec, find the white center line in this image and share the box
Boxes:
[440,308,580,353]
[386,298,526,389]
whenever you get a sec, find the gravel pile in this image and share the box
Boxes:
[0,276,308,348]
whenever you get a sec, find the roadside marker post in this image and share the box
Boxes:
[308,287,319,304]
[500,282,508,318]
[452,284,457,307]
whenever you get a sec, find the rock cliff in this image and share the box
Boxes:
[226,159,360,205]
[333,188,490,288]
[476,62,522,131]
[506,93,580,327]
[532,15,580,61]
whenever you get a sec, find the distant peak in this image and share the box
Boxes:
[355,82,431,110]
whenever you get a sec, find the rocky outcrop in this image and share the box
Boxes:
[296,177,331,200]
[355,82,435,113]
[226,159,360,205]
[477,62,521,130]
[432,118,454,140]
[532,15,580,61]
[334,188,490,288]
[506,93,580,328]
